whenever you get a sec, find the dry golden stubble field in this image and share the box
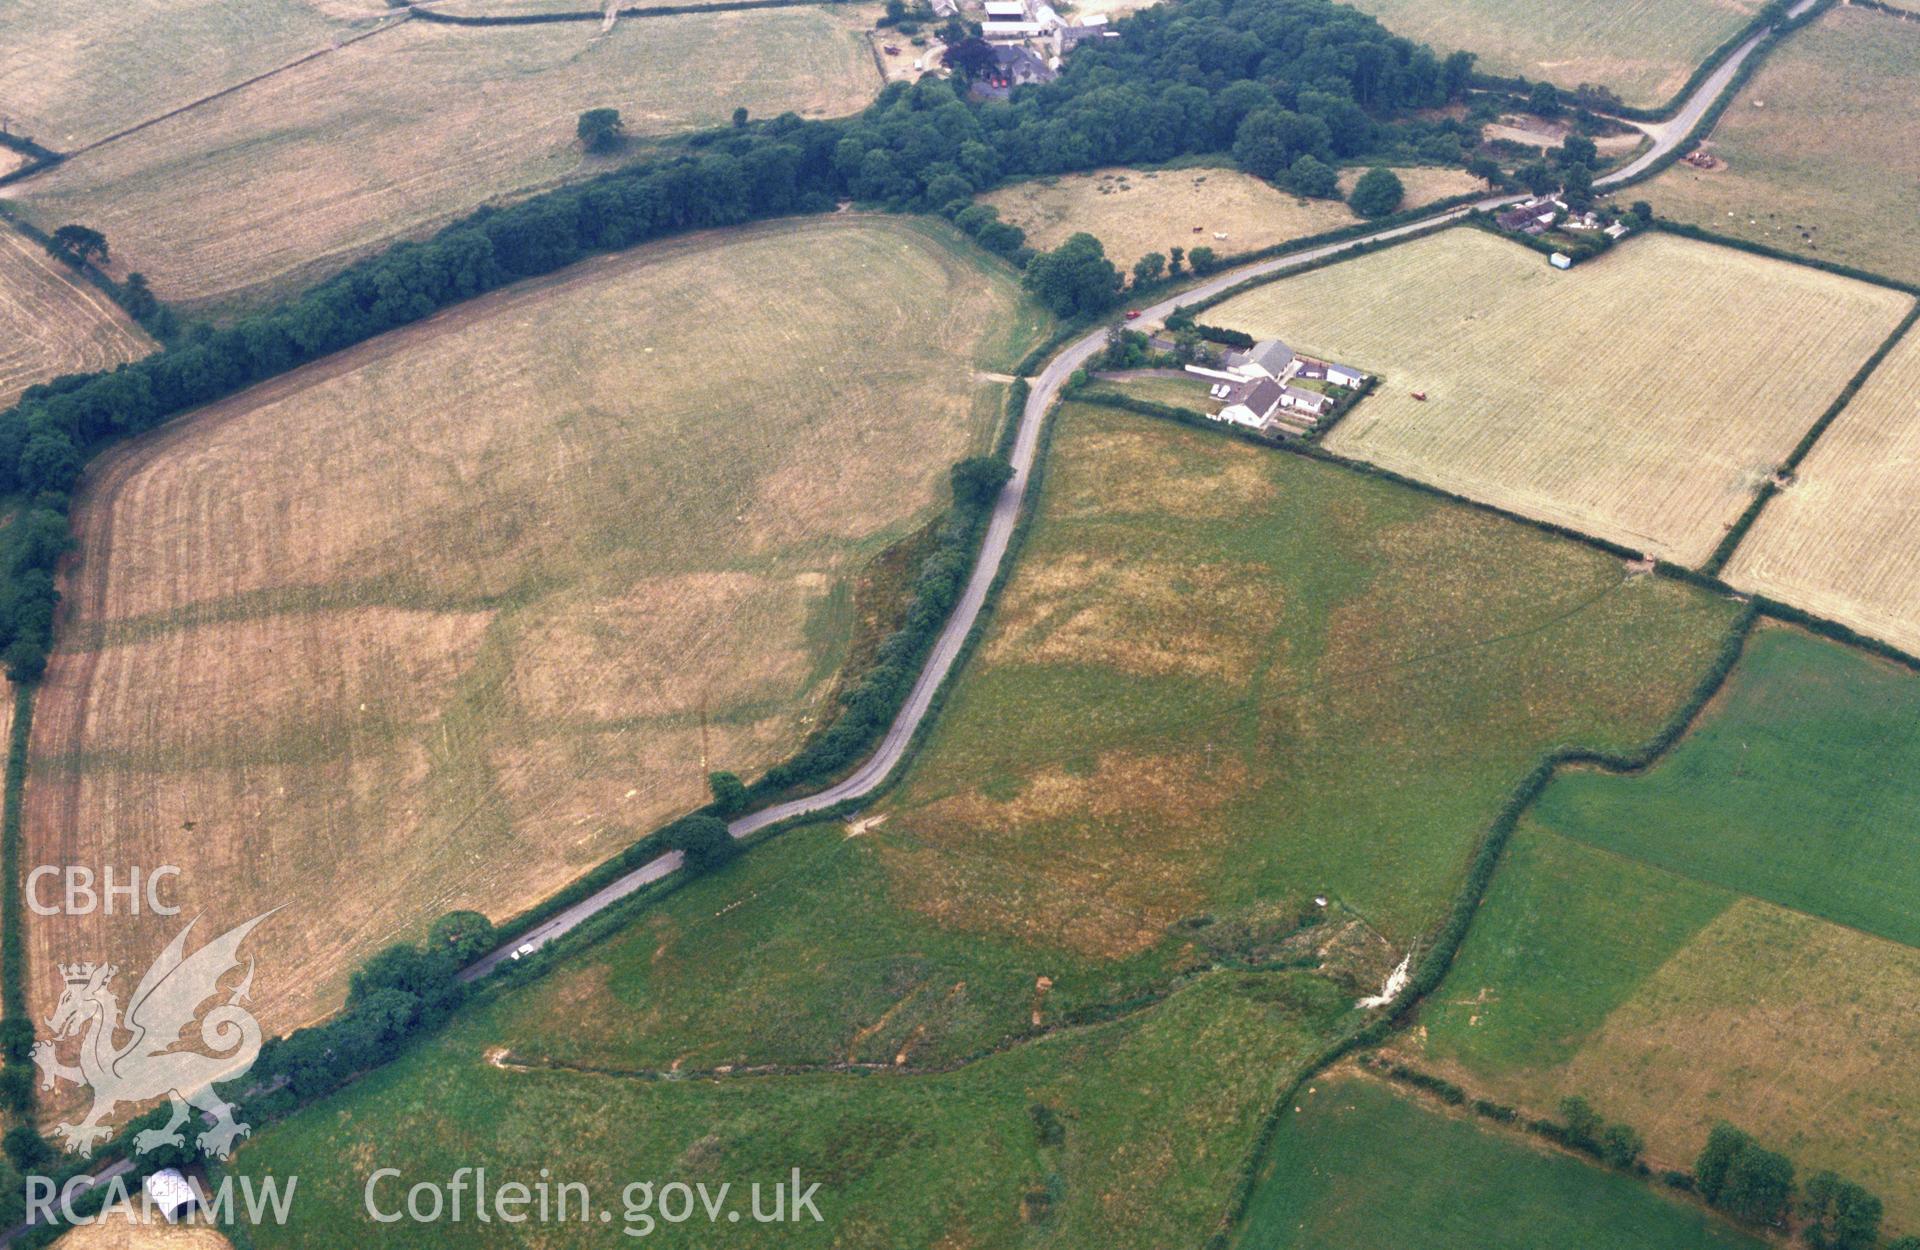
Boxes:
[1344,0,1763,108]
[1724,323,1920,652]
[21,216,1041,1055]
[15,6,883,312]
[0,225,155,409]
[0,0,366,150]
[982,165,1482,275]
[1207,228,1912,564]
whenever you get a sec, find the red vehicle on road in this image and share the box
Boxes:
[1124,310,1142,320]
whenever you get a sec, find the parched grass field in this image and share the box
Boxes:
[15,7,882,311]
[1409,629,1920,1228]
[57,1210,234,1250]
[22,217,1043,1044]
[0,0,367,150]
[216,398,1742,1245]
[1238,1075,1765,1249]
[983,169,1356,274]
[229,963,1355,1247]
[1532,626,1920,946]
[1724,327,1920,652]
[1344,0,1762,108]
[1644,7,1920,286]
[868,403,1737,963]
[0,225,154,409]
[442,404,1737,1082]
[1208,229,1913,564]
[981,165,1480,275]
[1333,164,1481,208]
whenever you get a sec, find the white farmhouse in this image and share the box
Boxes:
[1185,338,1295,386]
[1215,378,1284,429]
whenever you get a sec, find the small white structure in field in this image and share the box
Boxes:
[1604,221,1631,240]
[1550,251,1573,269]
[1325,363,1366,389]
[143,1170,200,1223]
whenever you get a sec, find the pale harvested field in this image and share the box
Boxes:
[0,225,154,409]
[56,1206,234,1250]
[23,218,1039,1054]
[16,7,882,310]
[1644,7,1920,286]
[1210,229,1912,564]
[1334,164,1482,208]
[1346,0,1759,107]
[0,0,364,150]
[1724,323,1920,652]
[983,166,1485,275]
[983,168,1354,273]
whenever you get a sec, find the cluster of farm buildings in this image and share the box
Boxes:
[1186,340,1367,435]
[955,0,1119,91]
[1495,195,1633,268]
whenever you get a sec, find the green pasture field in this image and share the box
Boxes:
[1412,821,1920,1230]
[220,401,1746,1245]
[228,965,1354,1247]
[1532,624,1920,948]
[876,403,1739,962]
[1238,1076,1766,1249]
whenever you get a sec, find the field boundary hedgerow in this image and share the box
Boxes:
[46,15,414,166]
[1701,303,1920,575]
[0,205,179,341]
[1208,602,1760,1248]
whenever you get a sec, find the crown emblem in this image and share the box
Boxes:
[58,962,113,984]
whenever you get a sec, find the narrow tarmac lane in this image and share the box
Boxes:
[457,0,1812,980]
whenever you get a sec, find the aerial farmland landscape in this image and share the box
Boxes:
[0,0,1915,1244]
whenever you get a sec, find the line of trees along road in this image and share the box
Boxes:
[0,0,1484,679]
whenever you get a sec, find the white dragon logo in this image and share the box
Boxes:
[31,911,275,1160]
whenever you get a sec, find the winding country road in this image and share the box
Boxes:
[461,1,1807,981]
[0,11,1821,1244]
